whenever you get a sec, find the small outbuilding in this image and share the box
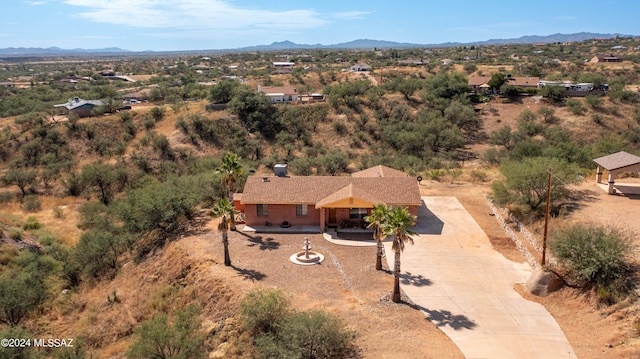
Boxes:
[593,151,640,194]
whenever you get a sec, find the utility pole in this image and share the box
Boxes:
[541,168,552,266]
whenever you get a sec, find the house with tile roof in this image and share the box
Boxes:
[257,85,299,103]
[240,165,421,231]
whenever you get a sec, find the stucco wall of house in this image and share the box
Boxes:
[244,204,321,227]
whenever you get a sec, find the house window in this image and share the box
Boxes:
[257,204,268,216]
[296,204,308,216]
[349,208,368,219]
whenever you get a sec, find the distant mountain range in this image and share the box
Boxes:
[0,32,634,57]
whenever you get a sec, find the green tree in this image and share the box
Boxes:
[227,87,279,139]
[1,168,36,197]
[210,198,237,266]
[382,206,417,303]
[80,163,118,205]
[487,73,506,90]
[492,157,580,218]
[128,305,206,359]
[74,229,126,280]
[365,204,391,271]
[394,77,423,101]
[539,84,565,102]
[0,269,48,326]
[208,79,240,103]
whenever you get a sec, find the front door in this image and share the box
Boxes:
[328,208,337,227]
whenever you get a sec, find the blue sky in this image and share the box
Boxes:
[2,0,638,51]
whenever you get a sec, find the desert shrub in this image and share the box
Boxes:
[551,223,635,299]
[239,288,291,335]
[565,99,585,115]
[22,216,42,231]
[115,175,212,236]
[240,289,356,359]
[469,169,488,183]
[64,173,85,197]
[332,120,348,136]
[74,229,127,280]
[0,269,48,326]
[0,191,13,204]
[143,114,156,130]
[257,310,356,359]
[8,228,23,241]
[149,106,165,122]
[591,113,604,125]
[0,325,36,358]
[585,95,603,110]
[128,305,206,359]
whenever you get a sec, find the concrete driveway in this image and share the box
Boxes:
[384,197,576,359]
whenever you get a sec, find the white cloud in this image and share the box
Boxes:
[23,1,46,5]
[63,0,328,30]
[332,11,369,20]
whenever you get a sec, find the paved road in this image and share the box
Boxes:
[384,197,576,359]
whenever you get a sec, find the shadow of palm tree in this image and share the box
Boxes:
[407,302,476,331]
[231,265,267,281]
[425,308,477,331]
[237,233,281,251]
[401,271,432,287]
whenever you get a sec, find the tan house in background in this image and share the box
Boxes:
[239,165,421,231]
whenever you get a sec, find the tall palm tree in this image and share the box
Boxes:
[364,204,390,271]
[382,206,417,303]
[216,153,243,230]
[210,198,237,266]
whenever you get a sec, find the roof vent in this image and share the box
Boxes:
[274,164,287,177]
[262,177,269,182]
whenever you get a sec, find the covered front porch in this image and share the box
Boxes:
[316,189,376,231]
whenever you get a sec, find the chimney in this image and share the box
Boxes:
[257,85,262,93]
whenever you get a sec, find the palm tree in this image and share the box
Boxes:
[364,204,390,271]
[210,198,237,266]
[382,206,417,303]
[217,153,243,202]
[216,153,243,230]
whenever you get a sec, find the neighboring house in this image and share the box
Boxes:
[590,54,623,63]
[0,82,15,88]
[54,97,103,118]
[468,76,491,92]
[273,61,295,74]
[257,85,299,103]
[240,165,421,231]
[468,75,539,92]
[350,63,371,72]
